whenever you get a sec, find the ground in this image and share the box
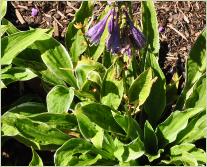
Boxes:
[2,1,206,166]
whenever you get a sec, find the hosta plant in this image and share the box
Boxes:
[1,0,206,166]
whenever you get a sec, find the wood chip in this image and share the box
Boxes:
[44,13,51,18]
[15,9,26,24]
[53,20,59,37]
[17,5,28,10]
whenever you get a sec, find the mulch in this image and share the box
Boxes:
[2,1,206,166]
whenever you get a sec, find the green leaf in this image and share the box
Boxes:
[1,18,20,35]
[128,68,153,107]
[119,160,139,166]
[166,77,179,105]
[11,33,74,86]
[29,147,43,166]
[28,113,77,131]
[162,143,206,166]
[185,75,206,109]
[74,89,97,102]
[144,121,158,154]
[0,0,7,20]
[2,112,70,149]
[156,107,204,147]
[66,1,93,63]
[76,115,104,149]
[54,138,101,166]
[142,0,159,54]
[1,102,47,138]
[186,30,206,89]
[144,52,166,126]
[75,58,105,89]
[1,64,12,74]
[6,102,47,116]
[14,135,41,150]
[1,67,37,86]
[114,113,142,140]
[176,29,206,109]
[100,132,114,153]
[14,118,70,147]
[103,49,113,68]
[1,113,41,150]
[47,86,74,114]
[175,111,206,144]
[78,103,124,134]
[33,34,78,88]
[101,63,124,110]
[145,149,164,162]
[2,113,20,136]
[1,29,48,65]
[69,29,88,63]
[90,28,109,61]
[87,71,102,87]
[0,25,8,37]
[114,137,145,162]
[13,56,65,86]
[91,126,104,149]
[162,152,197,166]
[1,80,6,89]
[75,109,97,139]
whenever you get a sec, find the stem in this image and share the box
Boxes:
[81,27,91,57]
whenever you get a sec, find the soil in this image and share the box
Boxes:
[2,1,206,166]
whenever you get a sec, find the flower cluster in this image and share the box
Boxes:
[86,8,146,56]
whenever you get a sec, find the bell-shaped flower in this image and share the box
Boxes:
[125,12,146,49]
[106,10,120,53]
[86,10,111,45]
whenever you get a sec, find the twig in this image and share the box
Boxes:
[44,13,51,18]
[178,8,190,23]
[166,57,178,60]
[53,16,64,28]
[66,13,75,17]
[57,10,66,19]
[66,2,78,11]
[15,9,26,24]
[11,2,26,24]
[167,24,188,41]
[16,5,28,10]
[53,20,59,37]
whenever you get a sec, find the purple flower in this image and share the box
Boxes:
[125,12,146,49]
[106,10,120,53]
[158,26,164,33]
[130,25,146,49]
[86,8,146,56]
[31,8,38,17]
[86,10,111,45]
